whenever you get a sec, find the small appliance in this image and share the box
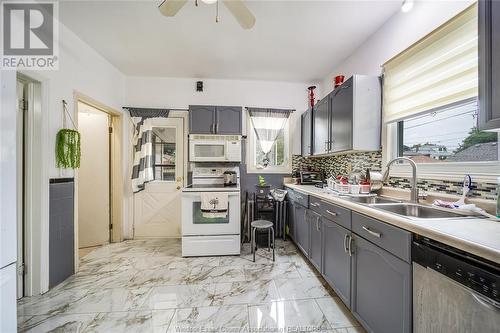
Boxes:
[223,170,237,186]
[300,171,322,185]
[189,134,242,162]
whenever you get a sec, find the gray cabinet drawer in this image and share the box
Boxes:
[287,189,309,208]
[352,212,411,263]
[309,196,351,229]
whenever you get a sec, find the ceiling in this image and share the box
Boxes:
[60,0,401,82]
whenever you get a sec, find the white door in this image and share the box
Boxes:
[134,118,184,238]
[16,80,24,299]
[78,103,110,248]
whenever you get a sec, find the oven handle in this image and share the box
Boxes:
[182,192,241,197]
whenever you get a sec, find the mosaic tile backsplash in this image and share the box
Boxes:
[292,152,498,201]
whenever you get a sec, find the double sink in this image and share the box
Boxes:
[342,195,470,220]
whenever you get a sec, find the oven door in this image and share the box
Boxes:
[189,141,227,162]
[182,192,240,235]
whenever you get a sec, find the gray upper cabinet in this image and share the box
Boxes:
[189,105,216,134]
[309,75,381,155]
[479,0,500,130]
[330,78,354,152]
[294,204,309,256]
[308,210,322,272]
[313,97,330,155]
[215,106,242,134]
[322,219,351,308]
[351,235,412,333]
[189,105,242,134]
[301,108,313,156]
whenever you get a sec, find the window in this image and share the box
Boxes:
[382,4,500,181]
[247,114,291,173]
[152,127,176,181]
[398,99,499,163]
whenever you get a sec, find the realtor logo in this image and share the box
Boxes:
[1,1,59,70]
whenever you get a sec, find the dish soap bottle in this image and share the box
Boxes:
[497,177,500,218]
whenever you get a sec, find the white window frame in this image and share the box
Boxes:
[246,113,292,174]
[383,121,500,183]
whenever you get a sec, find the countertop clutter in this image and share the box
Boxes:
[284,183,500,264]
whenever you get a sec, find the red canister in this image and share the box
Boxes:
[334,75,345,88]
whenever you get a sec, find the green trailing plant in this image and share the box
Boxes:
[258,175,267,187]
[56,129,81,169]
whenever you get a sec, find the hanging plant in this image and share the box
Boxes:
[56,129,81,169]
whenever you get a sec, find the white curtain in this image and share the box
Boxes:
[247,108,293,167]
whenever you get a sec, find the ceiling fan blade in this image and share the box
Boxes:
[222,0,256,29]
[158,0,188,17]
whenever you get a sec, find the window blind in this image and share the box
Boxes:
[383,4,478,124]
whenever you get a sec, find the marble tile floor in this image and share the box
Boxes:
[18,238,365,333]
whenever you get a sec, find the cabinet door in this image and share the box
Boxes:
[351,236,412,333]
[479,0,500,130]
[329,78,353,152]
[313,97,330,155]
[301,109,312,156]
[294,205,309,256]
[215,106,242,134]
[322,219,351,307]
[308,210,322,272]
[189,105,216,134]
[287,200,295,241]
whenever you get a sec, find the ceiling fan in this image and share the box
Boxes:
[159,0,256,29]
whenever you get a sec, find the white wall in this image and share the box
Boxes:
[12,19,129,292]
[320,0,475,96]
[124,76,317,154]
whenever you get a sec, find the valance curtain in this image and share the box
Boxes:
[382,4,478,123]
[124,107,170,193]
[247,108,293,167]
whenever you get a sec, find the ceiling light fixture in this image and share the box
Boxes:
[401,0,414,13]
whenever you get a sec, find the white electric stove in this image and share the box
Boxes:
[181,166,241,257]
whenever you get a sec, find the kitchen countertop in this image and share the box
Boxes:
[284,184,500,265]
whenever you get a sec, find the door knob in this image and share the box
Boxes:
[176,186,181,190]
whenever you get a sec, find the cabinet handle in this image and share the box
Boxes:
[362,226,381,238]
[343,234,349,253]
[316,218,320,231]
[296,195,303,200]
[326,210,338,217]
[310,202,320,207]
[215,123,219,133]
[348,236,353,257]
[210,123,215,133]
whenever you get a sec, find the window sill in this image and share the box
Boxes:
[388,161,500,183]
[246,166,292,175]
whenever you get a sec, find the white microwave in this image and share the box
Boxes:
[189,135,242,162]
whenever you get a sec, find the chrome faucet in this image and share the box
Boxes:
[382,157,419,203]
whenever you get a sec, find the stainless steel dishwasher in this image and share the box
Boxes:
[412,236,500,333]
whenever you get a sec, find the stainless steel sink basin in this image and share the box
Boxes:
[348,196,402,205]
[369,203,466,219]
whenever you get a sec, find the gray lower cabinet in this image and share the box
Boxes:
[301,108,312,156]
[322,218,351,308]
[479,0,500,130]
[308,210,322,271]
[294,204,309,256]
[351,235,412,333]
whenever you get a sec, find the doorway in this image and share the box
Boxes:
[77,102,112,255]
[133,117,184,238]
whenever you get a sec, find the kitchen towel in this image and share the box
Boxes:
[201,192,228,218]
